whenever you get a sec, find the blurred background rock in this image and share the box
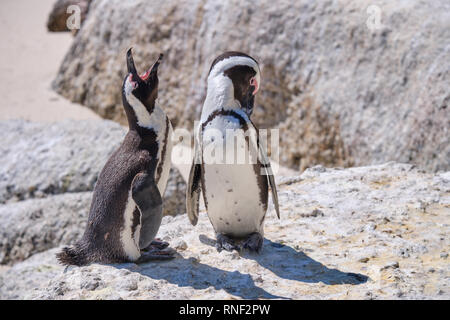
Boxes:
[47,0,91,33]
[50,0,449,172]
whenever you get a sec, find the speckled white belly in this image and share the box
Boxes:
[201,115,265,237]
[203,163,265,237]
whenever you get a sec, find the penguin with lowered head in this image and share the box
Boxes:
[186,51,280,253]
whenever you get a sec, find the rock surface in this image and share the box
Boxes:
[47,0,91,33]
[1,163,448,299]
[0,119,125,203]
[0,120,186,264]
[163,167,187,217]
[53,0,450,172]
[0,193,90,265]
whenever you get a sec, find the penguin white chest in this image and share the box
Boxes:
[120,191,141,261]
[202,116,265,237]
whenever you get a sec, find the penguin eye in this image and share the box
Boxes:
[128,74,138,89]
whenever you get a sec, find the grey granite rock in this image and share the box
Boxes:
[0,119,125,204]
[0,120,186,264]
[53,0,450,172]
[0,192,90,265]
[163,167,186,217]
[1,163,448,299]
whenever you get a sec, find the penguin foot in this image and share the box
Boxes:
[242,232,263,253]
[136,247,176,263]
[215,234,239,252]
[141,238,169,251]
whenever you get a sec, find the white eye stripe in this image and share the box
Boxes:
[209,56,260,80]
[201,55,261,122]
[124,77,152,127]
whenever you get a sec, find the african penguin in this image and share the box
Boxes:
[57,49,174,266]
[186,51,280,253]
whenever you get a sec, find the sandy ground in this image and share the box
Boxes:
[0,0,99,122]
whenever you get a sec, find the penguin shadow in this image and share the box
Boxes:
[120,251,290,300]
[200,235,369,285]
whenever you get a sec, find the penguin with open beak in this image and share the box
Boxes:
[57,49,174,265]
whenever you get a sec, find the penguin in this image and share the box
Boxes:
[186,51,280,253]
[57,48,174,266]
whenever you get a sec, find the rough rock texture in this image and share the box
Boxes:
[47,0,91,33]
[53,0,450,172]
[0,193,91,265]
[0,120,186,264]
[1,163,448,299]
[0,119,125,203]
[163,167,187,217]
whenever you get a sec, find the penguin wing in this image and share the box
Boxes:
[257,130,280,219]
[186,127,202,226]
[131,172,163,249]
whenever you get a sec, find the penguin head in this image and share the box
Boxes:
[122,48,163,127]
[207,51,261,117]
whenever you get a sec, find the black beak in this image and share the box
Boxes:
[147,53,163,80]
[127,48,139,79]
[127,49,163,84]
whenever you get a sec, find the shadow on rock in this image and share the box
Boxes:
[199,235,368,285]
[121,254,289,300]
[243,239,369,285]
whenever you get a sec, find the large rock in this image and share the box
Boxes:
[163,167,186,217]
[0,193,91,265]
[53,0,450,172]
[0,120,186,264]
[0,119,125,203]
[1,163,448,299]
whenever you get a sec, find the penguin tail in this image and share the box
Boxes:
[56,245,88,266]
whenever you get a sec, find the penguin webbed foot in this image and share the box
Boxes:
[141,238,169,251]
[215,234,240,252]
[242,232,263,253]
[136,247,176,263]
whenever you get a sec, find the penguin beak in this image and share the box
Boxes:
[127,49,163,87]
[126,48,139,81]
[140,53,163,83]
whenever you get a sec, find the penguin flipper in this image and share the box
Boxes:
[258,140,280,219]
[186,162,202,226]
[186,129,202,226]
[131,172,163,249]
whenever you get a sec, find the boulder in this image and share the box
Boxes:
[52,0,450,172]
[1,163,448,299]
[0,119,186,264]
[163,167,186,217]
[0,119,125,204]
[0,192,91,265]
